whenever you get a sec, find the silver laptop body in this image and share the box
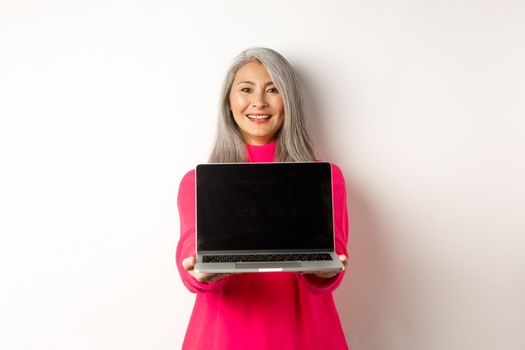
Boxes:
[194,162,344,273]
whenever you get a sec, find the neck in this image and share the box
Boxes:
[242,135,275,146]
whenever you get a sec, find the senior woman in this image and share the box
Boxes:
[176,47,349,349]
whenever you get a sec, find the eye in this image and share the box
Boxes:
[267,87,279,93]
[240,87,252,93]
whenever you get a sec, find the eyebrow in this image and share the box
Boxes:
[236,80,275,86]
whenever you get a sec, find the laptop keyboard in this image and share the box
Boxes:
[203,253,332,263]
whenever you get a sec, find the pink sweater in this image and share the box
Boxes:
[176,142,349,349]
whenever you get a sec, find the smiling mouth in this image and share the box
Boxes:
[246,114,272,120]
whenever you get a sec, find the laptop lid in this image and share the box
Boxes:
[195,162,334,254]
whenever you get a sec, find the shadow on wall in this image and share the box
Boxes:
[334,178,403,350]
[292,63,334,161]
[295,64,405,348]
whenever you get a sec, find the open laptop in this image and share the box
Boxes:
[194,162,344,273]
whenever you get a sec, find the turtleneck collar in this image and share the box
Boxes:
[246,141,277,163]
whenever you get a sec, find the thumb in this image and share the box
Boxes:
[182,256,196,271]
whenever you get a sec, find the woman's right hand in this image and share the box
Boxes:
[182,256,232,283]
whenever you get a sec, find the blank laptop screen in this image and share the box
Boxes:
[196,162,334,252]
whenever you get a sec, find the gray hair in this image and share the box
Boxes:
[209,47,316,163]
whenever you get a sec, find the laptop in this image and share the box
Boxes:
[194,162,344,273]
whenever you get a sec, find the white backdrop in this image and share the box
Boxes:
[1,1,524,349]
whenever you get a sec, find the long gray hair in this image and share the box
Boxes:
[209,47,316,163]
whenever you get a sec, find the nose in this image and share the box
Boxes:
[251,91,268,108]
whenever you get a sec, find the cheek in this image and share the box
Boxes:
[230,94,249,113]
[276,115,285,129]
[274,103,285,123]
[272,97,285,115]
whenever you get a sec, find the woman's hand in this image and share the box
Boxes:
[307,254,349,279]
[182,256,232,283]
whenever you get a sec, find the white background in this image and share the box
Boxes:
[1,1,524,349]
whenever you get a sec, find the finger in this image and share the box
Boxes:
[205,273,232,283]
[182,256,196,271]
[299,271,322,275]
[183,260,212,282]
[314,271,337,279]
[193,272,213,283]
[181,256,232,283]
[195,272,231,283]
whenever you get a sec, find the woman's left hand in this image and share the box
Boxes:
[309,254,349,279]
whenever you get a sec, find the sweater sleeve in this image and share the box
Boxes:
[295,163,350,294]
[175,169,230,293]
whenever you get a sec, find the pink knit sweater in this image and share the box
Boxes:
[176,142,349,349]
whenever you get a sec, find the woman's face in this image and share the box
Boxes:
[229,61,285,145]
